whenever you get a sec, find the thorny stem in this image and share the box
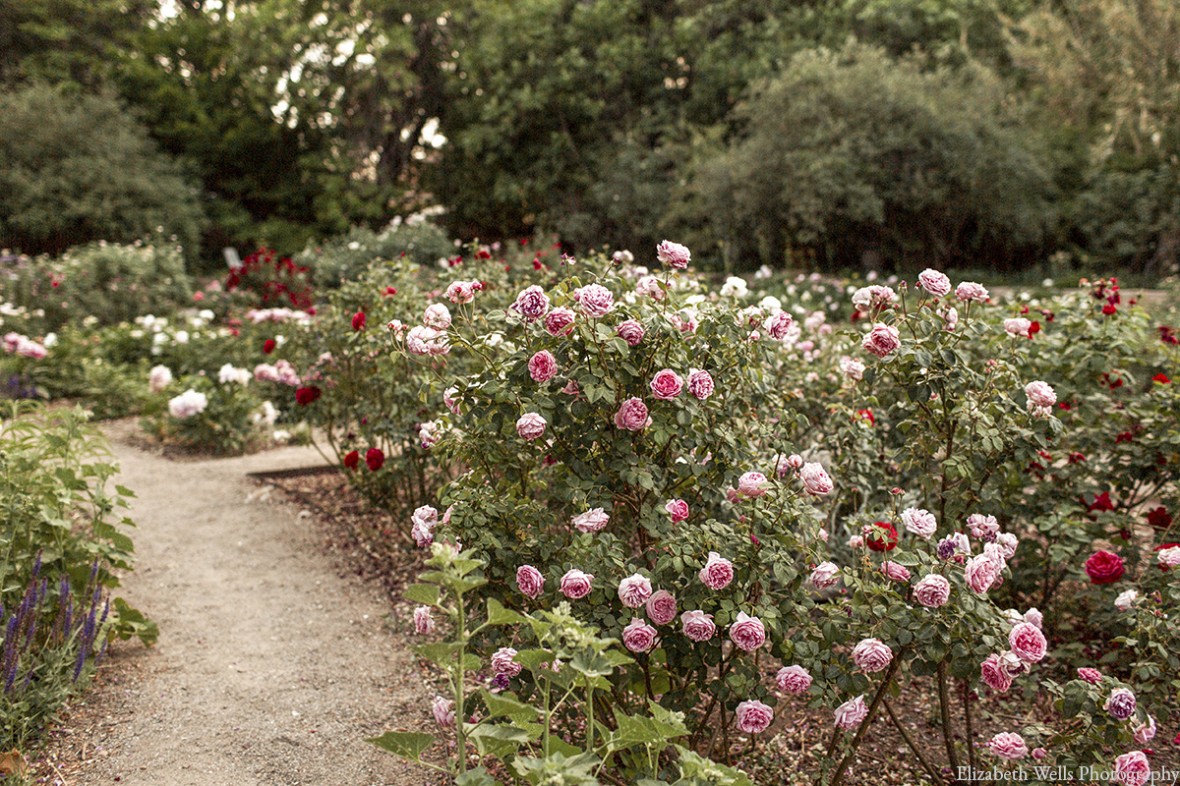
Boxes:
[883,699,945,784]
[827,653,903,786]
[961,678,977,773]
[937,659,961,781]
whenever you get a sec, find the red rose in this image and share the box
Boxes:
[351,310,366,331]
[365,447,384,472]
[1088,492,1115,513]
[383,286,398,296]
[1102,303,1117,315]
[865,521,898,552]
[856,408,875,426]
[1153,373,1171,384]
[1084,550,1125,584]
[1029,320,1041,337]
[263,338,276,354]
[342,450,359,470]
[295,386,321,405]
[1146,507,1172,530]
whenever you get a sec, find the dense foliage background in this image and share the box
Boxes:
[0,0,1177,276]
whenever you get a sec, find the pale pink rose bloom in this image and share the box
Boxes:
[729,611,767,652]
[1114,751,1151,786]
[800,462,833,495]
[516,565,544,599]
[917,269,952,297]
[443,386,460,414]
[432,695,455,727]
[491,647,522,677]
[851,638,893,673]
[572,508,609,533]
[840,356,866,381]
[561,379,579,396]
[687,369,715,400]
[511,285,550,321]
[734,700,774,734]
[656,240,691,270]
[528,350,558,382]
[423,303,452,329]
[995,532,1019,560]
[851,285,897,310]
[767,310,794,340]
[386,319,406,337]
[413,606,434,634]
[818,528,829,542]
[1077,667,1103,684]
[955,281,990,302]
[848,535,865,549]
[680,610,716,642]
[834,695,868,729]
[1009,622,1047,664]
[1133,715,1156,744]
[699,552,735,590]
[168,389,208,419]
[738,471,768,498]
[665,499,689,522]
[614,398,651,431]
[544,307,576,336]
[516,412,547,441]
[862,323,901,357]
[980,654,1014,693]
[965,553,1002,594]
[645,590,677,625]
[776,665,813,694]
[913,574,951,608]
[1158,546,1180,568]
[617,319,645,346]
[622,617,658,653]
[574,283,614,317]
[967,512,995,542]
[1024,380,1056,408]
[1004,317,1032,338]
[406,324,448,356]
[810,562,840,589]
[1032,748,1048,761]
[618,573,653,608]
[650,368,684,399]
[988,732,1028,760]
[881,561,911,583]
[942,306,959,331]
[148,365,173,392]
[635,275,665,300]
[1105,688,1137,720]
[902,507,937,539]
[785,454,804,470]
[444,280,477,304]
[560,569,594,599]
[1023,608,1044,629]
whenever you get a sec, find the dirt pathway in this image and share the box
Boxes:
[40,427,430,786]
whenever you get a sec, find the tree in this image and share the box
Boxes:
[0,85,205,258]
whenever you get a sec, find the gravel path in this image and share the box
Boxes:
[39,427,430,786]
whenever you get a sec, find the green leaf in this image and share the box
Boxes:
[367,731,436,761]
[468,723,530,757]
[487,597,528,626]
[482,691,537,722]
[403,583,441,606]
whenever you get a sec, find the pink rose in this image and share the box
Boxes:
[665,498,689,522]
[955,281,990,302]
[917,269,952,297]
[1008,622,1047,664]
[810,562,840,589]
[902,507,937,539]
[635,275,664,300]
[687,369,715,400]
[1114,751,1151,786]
[656,240,691,270]
[881,561,911,583]
[862,323,901,357]
[411,506,438,548]
[965,553,1002,594]
[680,610,716,642]
[432,695,455,727]
[729,611,766,652]
[512,285,550,321]
[574,283,614,317]
[645,590,677,625]
[734,700,773,734]
[516,565,544,599]
[618,573,653,608]
[622,618,658,653]
[445,280,477,304]
[423,303,452,329]
[544,307,576,336]
[1004,317,1033,338]
[491,647,522,677]
[516,412,547,441]
[528,350,558,382]
[617,319,645,346]
[851,638,893,673]
[800,463,833,495]
[406,325,449,356]
[1157,546,1180,568]
[1132,715,1156,744]
[614,398,651,431]
[738,471,768,498]
[980,654,1014,693]
[1024,380,1057,409]
[560,569,594,599]
[1105,688,1137,720]
[987,732,1028,760]
[834,695,868,729]
[967,513,999,541]
[650,368,684,400]
[572,508,609,533]
[700,552,735,590]
[1032,748,1048,761]
[413,606,434,634]
[1024,608,1043,629]
[1077,667,1103,684]
[913,574,951,608]
[776,665,813,694]
[851,285,897,310]
[767,310,794,340]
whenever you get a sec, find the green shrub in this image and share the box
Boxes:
[297,216,455,291]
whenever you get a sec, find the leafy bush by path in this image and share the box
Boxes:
[0,403,156,752]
